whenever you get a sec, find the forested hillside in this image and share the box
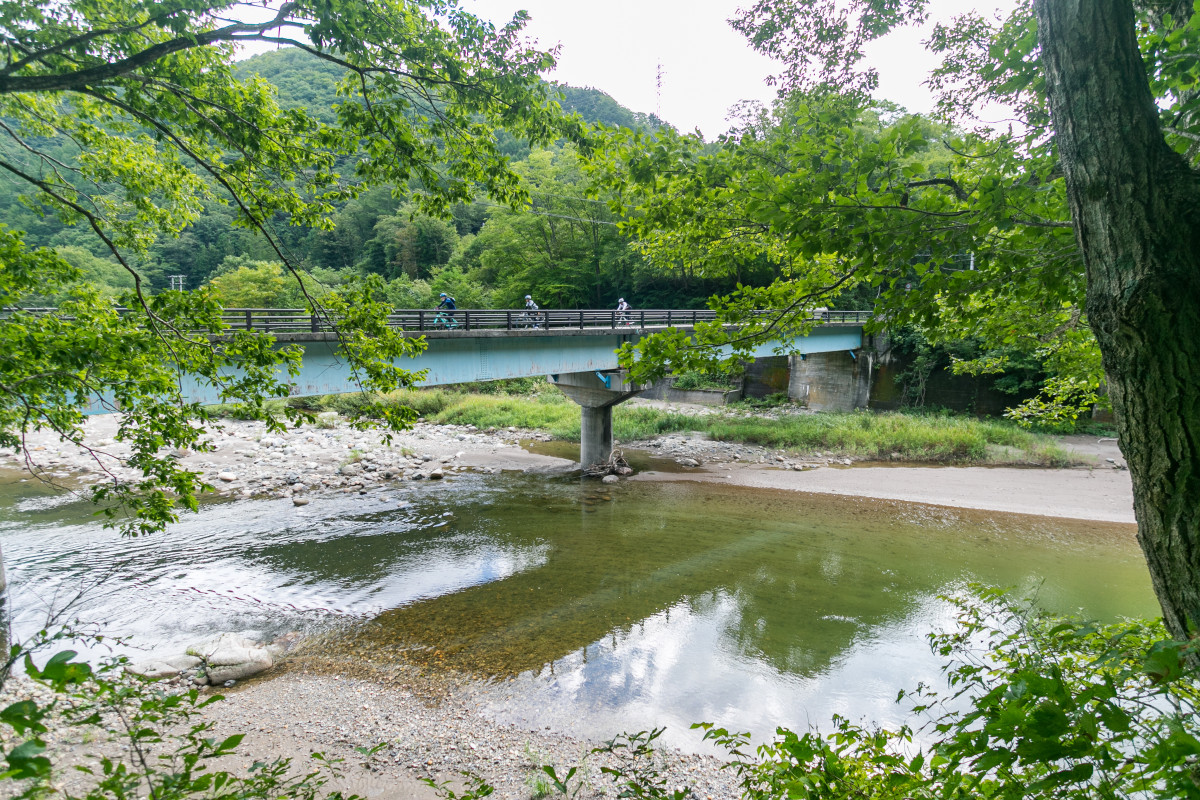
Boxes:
[0,46,762,310]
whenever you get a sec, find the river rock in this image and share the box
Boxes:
[265,631,305,657]
[677,458,700,468]
[292,496,310,506]
[429,468,444,479]
[339,463,362,476]
[186,633,273,683]
[602,475,619,484]
[217,471,238,482]
[125,654,202,679]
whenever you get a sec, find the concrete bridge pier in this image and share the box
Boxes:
[550,371,645,469]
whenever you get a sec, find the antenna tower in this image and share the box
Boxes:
[655,61,664,119]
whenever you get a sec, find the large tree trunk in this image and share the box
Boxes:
[1037,0,1200,641]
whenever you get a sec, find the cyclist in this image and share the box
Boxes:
[523,294,542,329]
[435,292,457,328]
[616,297,631,326]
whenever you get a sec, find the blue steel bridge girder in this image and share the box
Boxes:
[275,325,863,397]
[120,325,867,456]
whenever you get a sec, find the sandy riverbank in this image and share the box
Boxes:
[0,408,1137,800]
[636,442,1134,524]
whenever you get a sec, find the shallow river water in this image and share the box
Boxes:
[0,463,1156,747]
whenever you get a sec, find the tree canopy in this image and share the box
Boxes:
[0,0,573,533]
[594,0,1200,647]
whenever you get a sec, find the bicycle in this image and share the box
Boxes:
[433,311,459,329]
[516,311,544,330]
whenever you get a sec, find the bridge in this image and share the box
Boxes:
[248,307,869,469]
[36,306,869,469]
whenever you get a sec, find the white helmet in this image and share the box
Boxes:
[619,298,625,302]
[525,295,532,300]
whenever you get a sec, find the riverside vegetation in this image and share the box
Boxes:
[3,2,1197,799]
[217,382,1081,468]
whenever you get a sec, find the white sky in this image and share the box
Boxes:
[466,0,1017,138]
[235,1,1018,138]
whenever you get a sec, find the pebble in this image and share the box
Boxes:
[188,672,747,800]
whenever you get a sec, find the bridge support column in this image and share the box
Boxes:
[550,371,645,470]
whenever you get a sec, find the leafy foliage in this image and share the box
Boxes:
[0,631,359,800]
[0,0,572,533]
[589,90,1093,415]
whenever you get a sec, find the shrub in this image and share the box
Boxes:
[671,370,739,391]
[0,628,356,800]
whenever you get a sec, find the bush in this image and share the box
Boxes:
[0,628,357,800]
[671,370,739,391]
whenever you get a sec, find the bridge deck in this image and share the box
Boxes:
[8,306,869,336]
[14,306,870,411]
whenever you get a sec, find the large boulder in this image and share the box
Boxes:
[186,633,273,683]
[125,654,202,679]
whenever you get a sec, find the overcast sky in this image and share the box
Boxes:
[466,0,1017,138]
[235,1,1017,138]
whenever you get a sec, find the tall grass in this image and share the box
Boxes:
[211,389,1078,466]
[426,391,580,437]
[703,412,1072,464]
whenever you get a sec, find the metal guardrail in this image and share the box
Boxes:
[2,307,873,333]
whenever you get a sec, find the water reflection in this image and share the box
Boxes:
[339,480,1152,683]
[0,467,1156,744]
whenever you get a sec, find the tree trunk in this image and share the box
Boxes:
[1037,0,1200,641]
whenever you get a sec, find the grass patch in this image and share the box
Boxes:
[426,391,580,436]
[704,411,1075,464]
[209,389,1078,466]
[204,398,289,419]
[612,406,708,440]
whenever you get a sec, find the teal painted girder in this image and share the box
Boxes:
[92,325,863,412]
[282,325,862,394]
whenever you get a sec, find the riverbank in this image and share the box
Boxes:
[0,405,1137,800]
[0,400,1132,522]
[624,429,1134,523]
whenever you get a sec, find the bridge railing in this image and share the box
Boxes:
[2,307,872,333]
[217,307,872,332]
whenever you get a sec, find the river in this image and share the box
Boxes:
[0,460,1156,747]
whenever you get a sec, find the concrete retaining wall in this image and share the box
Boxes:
[868,358,1026,415]
[640,380,744,406]
[788,351,872,411]
[743,356,791,398]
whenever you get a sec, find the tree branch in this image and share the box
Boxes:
[0,3,302,94]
